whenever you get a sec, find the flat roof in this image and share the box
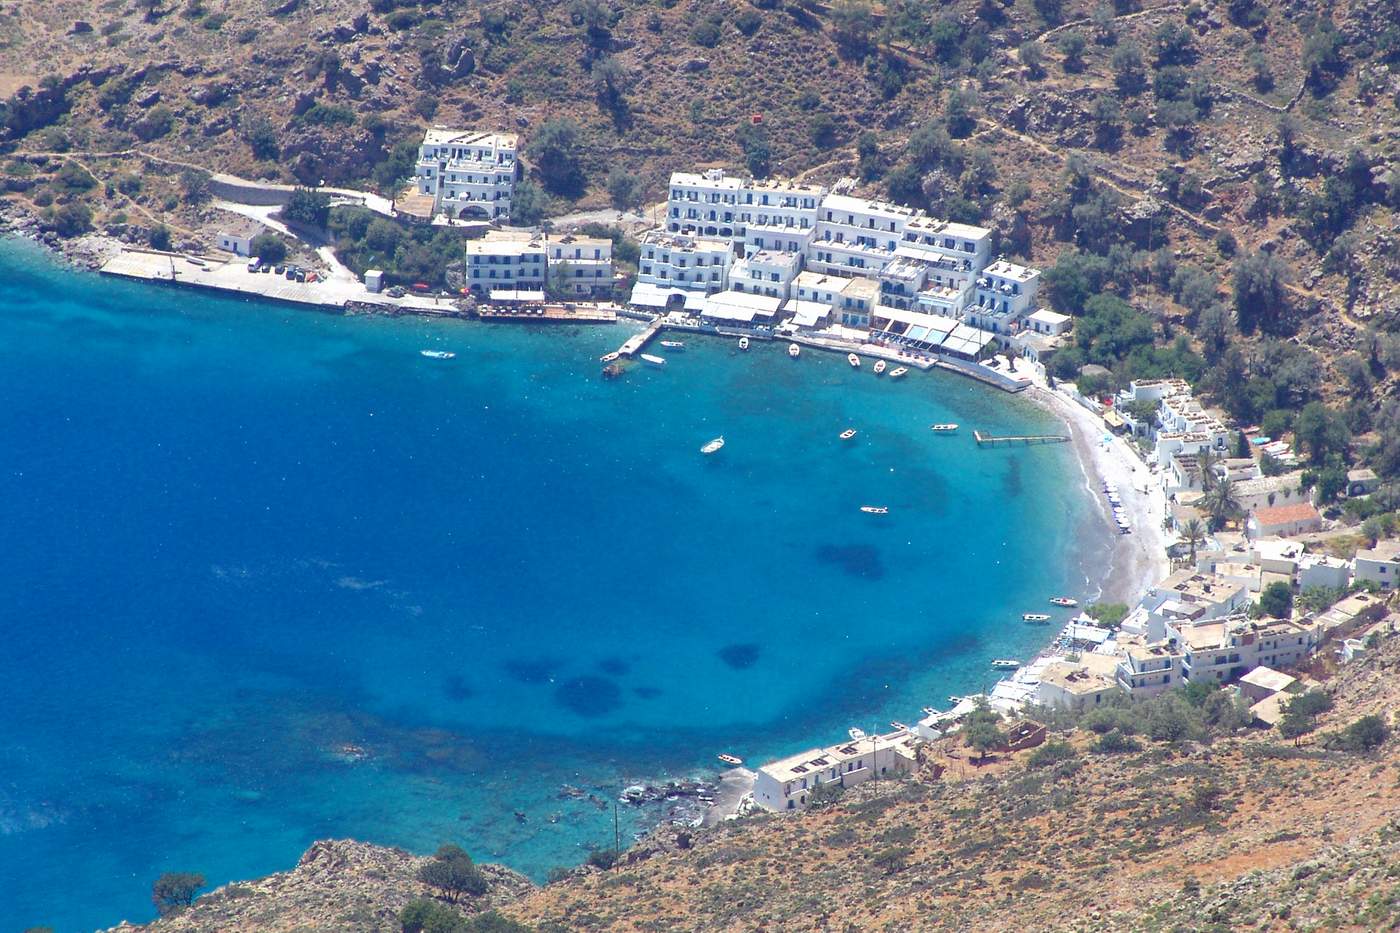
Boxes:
[1027,308,1070,325]
[821,193,917,217]
[702,290,783,322]
[422,127,517,148]
[1239,666,1297,693]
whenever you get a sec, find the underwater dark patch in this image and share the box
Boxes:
[553,676,622,718]
[1003,458,1023,498]
[632,686,662,700]
[442,675,474,702]
[814,543,886,580]
[502,657,561,685]
[596,657,630,676]
[718,643,761,670]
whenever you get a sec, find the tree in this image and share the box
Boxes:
[282,187,331,229]
[1294,401,1350,465]
[964,720,1005,761]
[151,872,205,917]
[1324,715,1390,753]
[55,160,96,193]
[401,897,464,933]
[590,56,629,115]
[1057,31,1087,72]
[242,114,279,160]
[856,132,884,181]
[510,179,547,226]
[250,232,288,264]
[1033,0,1065,24]
[1232,250,1288,333]
[736,122,771,177]
[1257,581,1293,619]
[149,225,172,251]
[1111,43,1147,95]
[871,845,914,874]
[945,86,977,138]
[830,0,875,58]
[1204,477,1239,531]
[526,118,585,197]
[1019,41,1046,79]
[417,844,488,903]
[605,166,641,211]
[365,218,402,256]
[1180,518,1205,563]
[50,202,92,237]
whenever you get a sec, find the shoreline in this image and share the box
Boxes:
[0,225,1164,827]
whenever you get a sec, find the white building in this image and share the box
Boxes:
[1114,635,1184,698]
[753,730,919,812]
[730,249,803,299]
[630,230,732,309]
[1232,472,1309,514]
[1035,658,1120,710]
[1247,502,1322,539]
[808,193,916,277]
[545,233,614,297]
[738,179,824,257]
[415,128,517,220]
[215,232,253,256]
[965,260,1042,335]
[1172,614,1317,684]
[465,232,546,292]
[698,290,784,331]
[790,271,881,328]
[1297,553,1351,592]
[1354,544,1400,590]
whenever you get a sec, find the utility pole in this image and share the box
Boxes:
[613,802,620,865]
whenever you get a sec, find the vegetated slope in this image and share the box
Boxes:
[504,629,1400,932]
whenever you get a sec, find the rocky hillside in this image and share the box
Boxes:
[102,838,535,933]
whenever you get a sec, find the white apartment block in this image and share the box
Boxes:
[1171,614,1317,684]
[753,730,918,812]
[1114,636,1184,698]
[465,233,546,292]
[808,193,916,277]
[1297,553,1351,592]
[965,260,1041,335]
[416,128,517,220]
[730,249,802,299]
[1354,544,1400,589]
[631,230,732,308]
[739,179,824,257]
[545,234,614,297]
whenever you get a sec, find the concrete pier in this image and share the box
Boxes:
[973,430,1071,447]
[614,318,663,357]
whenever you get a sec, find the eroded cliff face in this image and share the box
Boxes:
[104,838,535,933]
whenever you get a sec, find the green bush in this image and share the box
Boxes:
[250,233,288,264]
[50,202,92,237]
[1093,728,1141,753]
[586,848,618,870]
[1322,714,1390,753]
[151,872,205,917]
[299,102,356,127]
[1026,740,1077,769]
[417,844,488,902]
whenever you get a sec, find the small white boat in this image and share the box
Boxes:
[717,753,743,766]
[922,706,937,716]
[859,505,888,514]
[659,340,685,349]
[1022,613,1051,623]
[788,342,800,358]
[738,336,749,351]
[890,721,908,732]
[930,423,959,433]
[847,353,861,368]
[639,353,666,367]
[840,428,857,440]
[947,696,963,704]
[1049,596,1079,608]
[873,359,887,375]
[991,658,1021,670]
[701,436,725,455]
[419,350,456,360]
[599,351,620,363]
[848,727,866,741]
[889,366,908,379]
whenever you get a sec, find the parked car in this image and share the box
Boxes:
[274,265,285,275]
[247,259,260,273]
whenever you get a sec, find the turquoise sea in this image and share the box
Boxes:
[0,237,1104,931]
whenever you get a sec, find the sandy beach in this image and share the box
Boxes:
[1027,384,1172,607]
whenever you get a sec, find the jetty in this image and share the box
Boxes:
[477,304,617,323]
[612,317,663,358]
[973,430,1071,447]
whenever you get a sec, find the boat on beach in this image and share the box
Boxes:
[1049,596,1079,607]
[889,366,908,379]
[848,727,866,741]
[660,340,685,349]
[701,436,725,455]
[419,350,456,360]
[639,353,666,367]
[717,753,743,766]
[991,658,1022,670]
[848,353,861,368]
[1022,613,1052,623]
[930,423,959,433]
[788,342,800,358]
[873,359,887,375]
[840,428,857,440]
[738,336,749,350]
[859,505,888,514]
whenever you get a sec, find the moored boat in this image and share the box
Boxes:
[890,721,908,732]
[738,336,750,350]
[848,727,866,741]
[873,359,886,375]
[847,353,861,368]
[639,353,666,367]
[991,658,1022,670]
[859,505,888,514]
[419,349,456,360]
[599,351,620,363]
[889,366,908,378]
[922,706,937,716]
[701,436,725,455]
[717,753,743,766]
[1022,613,1051,623]
[1049,596,1078,607]
[659,340,685,349]
[930,423,959,433]
[840,428,857,440]
[788,342,800,358]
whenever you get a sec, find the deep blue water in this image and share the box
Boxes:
[0,237,1103,931]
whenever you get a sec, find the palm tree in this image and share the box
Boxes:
[1197,448,1218,493]
[1181,517,1206,564]
[1205,477,1240,532]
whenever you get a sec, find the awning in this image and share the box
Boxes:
[488,288,545,302]
[630,281,702,309]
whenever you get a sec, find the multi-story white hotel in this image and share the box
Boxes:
[808,194,918,277]
[730,249,803,300]
[631,230,733,309]
[753,730,919,812]
[545,233,614,297]
[415,128,518,221]
[965,260,1042,335]
[465,233,546,292]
